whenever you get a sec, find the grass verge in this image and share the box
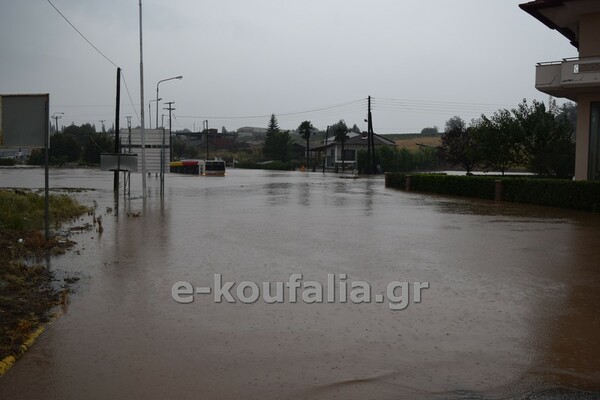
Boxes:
[0,189,91,370]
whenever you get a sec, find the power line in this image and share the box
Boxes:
[177,98,367,121]
[373,97,514,109]
[46,0,118,69]
[120,71,140,124]
[46,0,140,123]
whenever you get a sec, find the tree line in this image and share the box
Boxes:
[28,123,115,166]
[439,99,576,177]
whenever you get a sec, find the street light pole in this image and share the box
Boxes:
[139,0,147,198]
[156,75,182,129]
[148,98,162,129]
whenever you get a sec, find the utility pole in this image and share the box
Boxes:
[204,119,209,160]
[114,67,121,198]
[322,125,329,173]
[164,102,175,161]
[126,115,132,153]
[160,102,175,195]
[367,95,376,174]
[99,119,106,133]
[126,116,132,197]
[52,112,63,134]
[367,97,372,175]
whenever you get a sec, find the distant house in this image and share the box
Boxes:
[312,132,396,170]
[520,0,600,180]
[236,127,267,142]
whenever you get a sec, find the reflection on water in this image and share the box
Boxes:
[0,168,599,399]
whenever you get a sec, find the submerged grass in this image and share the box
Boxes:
[0,189,91,364]
[0,189,90,231]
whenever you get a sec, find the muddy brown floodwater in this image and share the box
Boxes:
[1,167,600,400]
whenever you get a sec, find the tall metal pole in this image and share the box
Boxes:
[139,0,147,198]
[114,67,121,195]
[205,120,209,160]
[44,96,50,241]
[156,76,182,129]
[322,125,329,173]
[160,126,165,195]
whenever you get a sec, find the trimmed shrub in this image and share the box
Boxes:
[385,173,600,212]
[502,178,600,211]
[0,158,16,166]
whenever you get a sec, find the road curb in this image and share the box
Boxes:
[0,311,61,377]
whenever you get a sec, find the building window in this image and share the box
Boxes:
[589,102,600,180]
[342,149,355,161]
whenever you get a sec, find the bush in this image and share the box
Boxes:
[385,173,600,212]
[358,147,441,174]
[0,158,16,166]
[502,179,600,211]
[408,174,496,200]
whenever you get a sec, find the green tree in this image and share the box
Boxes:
[82,133,114,165]
[420,126,439,136]
[559,101,577,133]
[332,120,349,172]
[445,116,466,133]
[350,124,361,134]
[27,149,45,165]
[172,137,199,160]
[263,114,280,160]
[514,99,575,178]
[298,120,314,168]
[473,109,524,175]
[63,123,96,148]
[439,116,479,174]
[263,114,293,161]
[49,132,80,164]
[357,146,440,173]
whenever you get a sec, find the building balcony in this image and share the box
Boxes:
[536,57,600,100]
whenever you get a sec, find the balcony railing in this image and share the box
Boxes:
[536,56,600,98]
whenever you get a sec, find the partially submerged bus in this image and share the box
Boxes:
[169,159,226,176]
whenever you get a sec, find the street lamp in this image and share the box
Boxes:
[156,75,182,129]
[148,98,162,129]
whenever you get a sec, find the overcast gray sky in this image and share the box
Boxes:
[0,0,577,134]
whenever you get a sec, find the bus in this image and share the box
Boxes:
[169,159,226,176]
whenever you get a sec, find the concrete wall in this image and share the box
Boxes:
[579,13,600,58]
[574,12,600,180]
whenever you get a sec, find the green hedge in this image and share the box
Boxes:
[0,158,16,166]
[385,173,600,212]
[502,178,600,211]
[385,173,496,200]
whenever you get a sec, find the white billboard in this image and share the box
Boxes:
[120,128,170,173]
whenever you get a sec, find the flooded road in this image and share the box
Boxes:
[1,167,600,399]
